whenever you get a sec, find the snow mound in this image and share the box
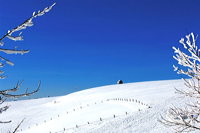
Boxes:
[0,79,195,133]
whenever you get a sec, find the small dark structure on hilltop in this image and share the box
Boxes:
[117,80,123,84]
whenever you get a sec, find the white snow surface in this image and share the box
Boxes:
[0,79,197,133]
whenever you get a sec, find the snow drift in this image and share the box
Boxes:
[0,79,196,133]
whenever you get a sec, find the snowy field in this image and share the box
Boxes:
[0,79,196,133]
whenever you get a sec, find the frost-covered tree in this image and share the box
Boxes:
[160,33,200,132]
[0,3,56,133]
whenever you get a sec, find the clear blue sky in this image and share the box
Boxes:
[0,0,199,98]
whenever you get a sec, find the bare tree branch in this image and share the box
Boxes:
[0,120,11,124]
[12,119,24,133]
[2,81,40,98]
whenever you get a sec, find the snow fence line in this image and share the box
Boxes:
[53,111,143,133]
[16,97,151,133]
[106,98,151,108]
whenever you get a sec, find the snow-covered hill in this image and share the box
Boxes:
[0,79,195,133]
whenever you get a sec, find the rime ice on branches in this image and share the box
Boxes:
[0,3,56,133]
[160,33,200,132]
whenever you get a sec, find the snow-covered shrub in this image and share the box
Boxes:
[160,33,200,132]
[0,3,56,132]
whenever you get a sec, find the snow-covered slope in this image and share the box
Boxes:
[0,79,194,133]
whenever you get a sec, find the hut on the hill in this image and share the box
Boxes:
[117,80,123,84]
